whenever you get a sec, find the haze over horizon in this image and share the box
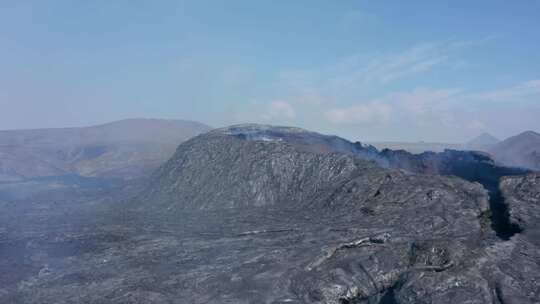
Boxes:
[1,1,539,142]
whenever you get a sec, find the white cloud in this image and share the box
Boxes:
[360,43,449,84]
[472,79,540,103]
[326,102,392,125]
[324,40,478,89]
[467,120,486,131]
[262,100,296,121]
[322,78,540,131]
[236,38,540,141]
[439,111,457,128]
[273,39,486,109]
[324,88,461,127]
[389,88,461,115]
[296,89,327,105]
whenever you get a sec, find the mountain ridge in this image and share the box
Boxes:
[0,118,211,182]
[489,130,540,171]
[466,132,500,150]
[141,124,528,237]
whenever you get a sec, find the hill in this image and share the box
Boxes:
[369,141,463,153]
[465,132,500,151]
[489,131,540,171]
[126,124,537,303]
[0,118,211,182]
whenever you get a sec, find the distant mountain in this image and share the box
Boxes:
[0,118,211,182]
[466,132,500,151]
[369,133,501,154]
[489,131,540,171]
[369,141,463,154]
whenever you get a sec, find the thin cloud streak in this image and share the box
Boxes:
[326,102,392,125]
[232,37,539,141]
[261,100,297,121]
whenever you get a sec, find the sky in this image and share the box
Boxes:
[1,0,540,142]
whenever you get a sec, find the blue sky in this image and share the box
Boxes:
[1,1,539,142]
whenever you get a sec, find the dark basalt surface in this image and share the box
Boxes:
[501,174,540,244]
[209,124,530,239]
[377,148,528,239]
[1,125,539,303]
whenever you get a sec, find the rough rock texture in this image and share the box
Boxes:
[210,125,530,239]
[199,124,527,185]
[377,148,528,239]
[493,174,540,302]
[501,174,540,242]
[141,127,486,214]
[129,125,539,303]
[2,125,539,303]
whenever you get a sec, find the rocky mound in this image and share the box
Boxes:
[489,130,540,171]
[147,124,528,237]
[141,126,485,215]
[218,125,531,237]
[501,174,540,242]
[126,125,538,303]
